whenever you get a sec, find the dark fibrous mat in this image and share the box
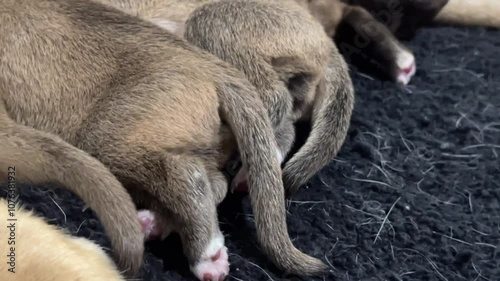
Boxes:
[1,26,499,281]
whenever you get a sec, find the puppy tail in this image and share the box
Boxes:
[283,50,355,196]
[0,103,144,277]
[433,0,500,28]
[218,79,329,276]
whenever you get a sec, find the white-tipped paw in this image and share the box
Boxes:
[395,49,417,85]
[191,236,229,281]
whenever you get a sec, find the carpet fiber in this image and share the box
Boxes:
[1,25,499,281]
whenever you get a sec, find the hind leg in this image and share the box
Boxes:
[138,167,228,242]
[341,5,416,85]
[113,152,229,281]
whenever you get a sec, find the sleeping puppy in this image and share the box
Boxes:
[296,0,419,85]
[96,0,355,197]
[0,199,126,281]
[184,0,355,196]
[347,0,500,40]
[434,0,500,30]
[0,0,327,280]
[298,0,500,85]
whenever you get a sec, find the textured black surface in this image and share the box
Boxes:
[1,26,499,281]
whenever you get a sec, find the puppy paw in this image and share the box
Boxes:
[395,48,417,85]
[137,210,164,241]
[191,236,230,281]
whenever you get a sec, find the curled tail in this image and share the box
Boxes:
[0,103,144,277]
[434,0,500,28]
[218,78,329,276]
[283,49,355,196]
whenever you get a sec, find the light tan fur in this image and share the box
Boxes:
[0,0,327,279]
[435,0,500,28]
[0,199,126,281]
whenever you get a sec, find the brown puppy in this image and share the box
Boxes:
[184,0,355,196]
[97,0,355,197]
[296,0,418,85]
[0,96,144,275]
[0,0,326,279]
[0,199,126,281]
[298,0,500,85]
[346,0,500,39]
[341,0,449,40]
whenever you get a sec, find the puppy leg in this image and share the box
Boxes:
[0,106,144,276]
[207,167,229,206]
[123,152,229,281]
[341,5,417,85]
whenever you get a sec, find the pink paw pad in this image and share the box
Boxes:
[193,246,229,281]
[137,210,163,241]
[395,49,417,86]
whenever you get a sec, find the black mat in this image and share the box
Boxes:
[1,25,499,281]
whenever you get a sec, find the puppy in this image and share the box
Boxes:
[295,0,418,85]
[97,0,355,197]
[185,0,355,196]
[0,96,144,275]
[298,0,500,85]
[341,0,449,40]
[434,0,500,29]
[347,0,500,39]
[0,0,326,279]
[0,199,126,281]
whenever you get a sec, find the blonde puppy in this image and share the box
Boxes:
[0,199,126,281]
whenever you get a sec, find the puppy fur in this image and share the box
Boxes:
[0,95,144,275]
[0,0,326,279]
[98,0,355,198]
[434,0,500,29]
[184,0,353,197]
[296,0,418,85]
[299,0,499,85]
[0,199,126,281]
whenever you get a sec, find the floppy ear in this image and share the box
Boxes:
[282,48,355,196]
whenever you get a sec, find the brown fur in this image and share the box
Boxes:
[0,0,326,278]
[0,95,144,275]
[0,199,126,281]
[184,0,355,197]
[298,0,498,84]
[297,0,418,84]
[97,0,355,199]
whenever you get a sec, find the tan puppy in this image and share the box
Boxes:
[434,0,500,28]
[0,0,326,280]
[0,199,126,281]
[0,96,144,275]
[185,0,355,196]
[97,0,355,197]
